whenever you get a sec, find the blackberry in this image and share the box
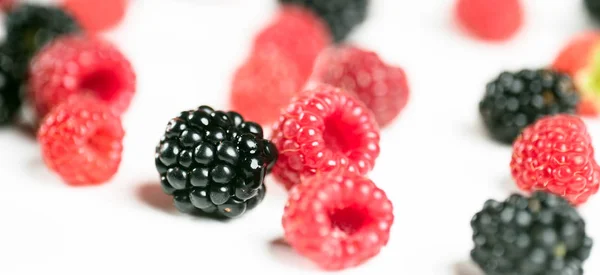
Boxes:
[585,0,600,22]
[0,45,23,125]
[479,69,579,144]
[155,106,278,218]
[278,0,369,42]
[471,192,593,275]
[4,3,81,76]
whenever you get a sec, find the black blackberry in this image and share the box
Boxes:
[0,45,23,125]
[585,0,600,22]
[155,106,278,218]
[4,3,81,76]
[471,192,593,275]
[479,69,579,144]
[279,0,369,42]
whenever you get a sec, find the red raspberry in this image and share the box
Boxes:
[511,114,600,205]
[29,35,136,119]
[230,49,303,126]
[283,173,394,270]
[253,6,330,81]
[271,84,380,190]
[455,0,523,41]
[63,0,128,33]
[38,96,125,186]
[552,32,600,116]
[0,0,14,11]
[311,46,410,127]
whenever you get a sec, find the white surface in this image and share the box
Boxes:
[1,0,600,274]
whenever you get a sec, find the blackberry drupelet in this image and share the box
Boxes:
[0,45,23,125]
[5,3,81,75]
[479,69,579,144]
[471,192,593,275]
[585,0,600,22]
[155,106,278,218]
[278,0,369,42]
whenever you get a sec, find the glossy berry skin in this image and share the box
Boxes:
[253,6,330,81]
[283,173,393,270]
[311,46,409,128]
[271,84,380,190]
[5,4,81,69]
[155,106,277,218]
[479,69,579,144]
[38,96,124,186]
[279,0,369,42]
[471,192,593,275]
[511,115,600,206]
[63,0,128,33]
[29,35,136,119]
[230,49,302,126]
[455,0,523,41]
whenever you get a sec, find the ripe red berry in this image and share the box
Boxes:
[0,0,14,11]
[63,0,128,33]
[29,35,136,119]
[38,96,125,186]
[271,84,380,190]
[253,6,330,81]
[230,49,303,126]
[311,46,409,127]
[552,31,600,116]
[511,114,600,205]
[283,173,394,270]
[455,0,523,41]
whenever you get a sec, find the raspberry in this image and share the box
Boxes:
[552,32,600,116]
[278,0,369,42]
[0,0,15,11]
[311,46,409,127]
[230,49,303,126]
[283,173,393,270]
[155,106,278,218]
[479,69,579,144]
[29,35,136,119]
[511,115,600,205]
[38,96,124,186]
[271,84,380,190]
[63,0,128,33]
[5,3,81,70]
[455,0,523,41]
[253,6,330,81]
[471,192,593,275]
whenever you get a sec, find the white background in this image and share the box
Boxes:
[1,0,600,274]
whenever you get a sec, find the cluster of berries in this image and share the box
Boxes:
[465,1,600,274]
[0,2,135,186]
[155,0,409,271]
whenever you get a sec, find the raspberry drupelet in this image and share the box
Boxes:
[29,35,136,119]
[38,96,124,186]
[283,173,394,270]
[511,114,600,205]
[271,84,380,190]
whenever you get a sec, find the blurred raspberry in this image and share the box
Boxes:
[230,49,303,126]
[0,0,15,11]
[63,0,128,33]
[29,35,136,119]
[312,46,409,127]
[455,0,523,41]
[38,96,124,186]
[254,6,331,80]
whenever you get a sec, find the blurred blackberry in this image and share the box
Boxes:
[278,0,369,42]
[5,3,81,76]
[479,69,579,144]
[155,106,278,218]
[0,45,23,125]
[471,192,593,275]
[585,0,600,22]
